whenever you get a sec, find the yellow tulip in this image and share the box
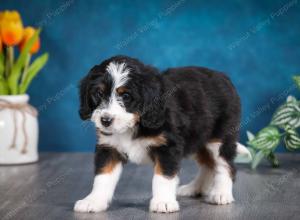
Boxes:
[0,11,24,46]
[19,27,40,54]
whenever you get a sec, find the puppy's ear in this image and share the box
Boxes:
[79,74,93,120]
[79,65,102,120]
[140,72,165,129]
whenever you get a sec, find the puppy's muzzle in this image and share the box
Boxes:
[100,114,114,127]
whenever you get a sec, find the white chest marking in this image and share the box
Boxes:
[99,131,156,164]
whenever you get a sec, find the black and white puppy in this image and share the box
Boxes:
[74,55,241,213]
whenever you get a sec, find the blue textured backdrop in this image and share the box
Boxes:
[1,0,299,152]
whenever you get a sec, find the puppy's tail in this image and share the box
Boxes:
[236,142,251,157]
[235,142,252,163]
[206,141,252,163]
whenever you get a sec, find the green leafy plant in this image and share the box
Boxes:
[247,76,300,169]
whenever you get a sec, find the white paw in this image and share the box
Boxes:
[204,191,234,205]
[177,184,200,197]
[74,198,109,213]
[149,198,180,213]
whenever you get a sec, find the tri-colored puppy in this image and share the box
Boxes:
[74,55,241,213]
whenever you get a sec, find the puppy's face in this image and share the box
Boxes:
[79,56,165,135]
[90,62,138,134]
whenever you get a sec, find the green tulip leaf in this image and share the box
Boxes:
[0,80,9,95]
[0,52,4,77]
[0,52,9,95]
[19,53,49,94]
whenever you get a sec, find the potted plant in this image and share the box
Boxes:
[0,11,48,164]
[246,76,300,169]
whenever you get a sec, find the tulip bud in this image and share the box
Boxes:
[0,11,24,46]
[19,27,40,54]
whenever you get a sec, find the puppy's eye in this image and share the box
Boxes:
[121,93,132,102]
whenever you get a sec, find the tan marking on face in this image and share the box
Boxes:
[116,86,128,95]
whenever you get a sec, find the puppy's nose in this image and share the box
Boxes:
[100,116,113,127]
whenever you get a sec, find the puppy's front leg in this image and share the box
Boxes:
[74,146,124,213]
[150,148,180,213]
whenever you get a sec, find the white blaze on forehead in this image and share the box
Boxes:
[93,61,135,134]
[106,62,130,88]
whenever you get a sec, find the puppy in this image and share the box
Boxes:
[74,55,241,213]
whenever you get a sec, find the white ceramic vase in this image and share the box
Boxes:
[0,94,39,164]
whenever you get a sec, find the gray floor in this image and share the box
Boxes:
[0,153,299,220]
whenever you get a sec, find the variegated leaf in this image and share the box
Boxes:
[293,76,300,90]
[248,126,280,150]
[284,129,300,151]
[271,101,300,129]
[251,150,265,170]
[286,95,297,103]
[246,131,255,141]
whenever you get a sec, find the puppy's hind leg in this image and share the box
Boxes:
[177,168,213,197]
[176,172,201,197]
[203,141,235,205]
[177,147,215,197]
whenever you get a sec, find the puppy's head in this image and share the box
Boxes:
[79,55,165,135]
